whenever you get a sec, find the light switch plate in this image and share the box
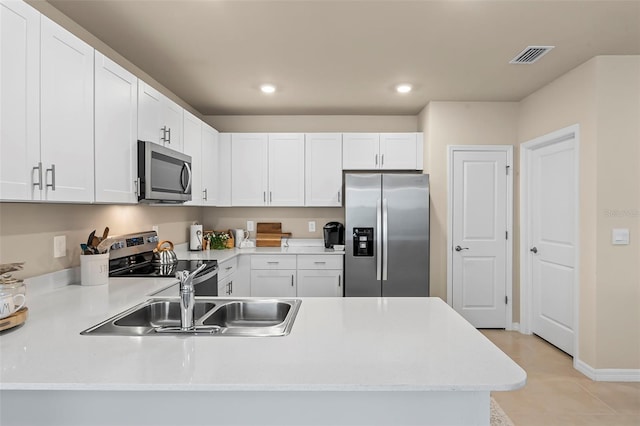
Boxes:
[612,228,630,245]
[308,221,316,232]
[54,235,66,258]
[247,221,254,232]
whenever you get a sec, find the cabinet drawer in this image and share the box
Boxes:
[250,255,296,270]
[297,255,343,270]
[218,257,238,280]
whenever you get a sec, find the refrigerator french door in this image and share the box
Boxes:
[345,173,430,297]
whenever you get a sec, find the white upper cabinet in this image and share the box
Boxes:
[94,51,137,204]
[231,133,269,206]
[342,133,380,170]
[138,81,183,152]
[231,133,305,207]
[305,133,342,207]
[201,124,219,206]
[217,133,232,206]
[379,133,423,170]
[182,111,202,206]
[342,132,423,170]
[0,0,40,201]
[40,15,94,202]
[268,133,305,206]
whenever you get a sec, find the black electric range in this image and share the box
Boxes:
[107,231,218,296]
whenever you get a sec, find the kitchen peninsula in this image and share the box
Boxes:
[0,273,525,425]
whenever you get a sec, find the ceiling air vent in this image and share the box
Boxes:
[509,46,555,64]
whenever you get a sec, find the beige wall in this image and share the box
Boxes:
[518,56,640,369]
[417,102,519,305]
[0,203,201,280]
[204,115,418,133]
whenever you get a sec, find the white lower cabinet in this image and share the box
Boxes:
[217,257,246,296]
[248,254,343,297]
[297,255,344,297]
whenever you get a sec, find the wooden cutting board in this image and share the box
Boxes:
[256,223,292,247]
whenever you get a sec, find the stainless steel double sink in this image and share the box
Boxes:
[81,298,301,337]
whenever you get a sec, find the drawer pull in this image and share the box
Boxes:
[225,266,233,271]
[314,261,326,264]
[267,261,279,264]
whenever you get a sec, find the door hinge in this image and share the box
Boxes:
[506,165,510,175]
[505,296,508,304]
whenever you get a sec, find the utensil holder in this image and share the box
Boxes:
[80,253,109,286]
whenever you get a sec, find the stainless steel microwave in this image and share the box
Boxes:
[137,140,192,203]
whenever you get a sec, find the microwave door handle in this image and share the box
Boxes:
[182,162,192,193]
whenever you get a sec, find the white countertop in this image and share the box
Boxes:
[0,275,526,392]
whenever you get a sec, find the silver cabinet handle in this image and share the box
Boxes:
[382,198,388,281]
[314,261,326,264]
[32,162,43,190]
[161,126,167,143]
[375,154,378,166]
[230,280,233,294]
[338,191,341,203]
[267,261,279,264]
[291,275,294,286]
[530,247,538,254]
[269,192,272,203]
[46,164,56,191]
[381,154,384,166]
[455,245,469,252]
[134,178,141,197]
[203,188,208,201]
[263,192,266,203]
[166,127,171,144]
[338,275,341,288]
[225,266,233,271]
[376,198,382,280]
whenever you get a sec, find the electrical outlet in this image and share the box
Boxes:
[247,221,254,232]
[308,221,316,232]
[152,225,159,233]
[54,235,66,258]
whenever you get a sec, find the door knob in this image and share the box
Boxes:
[455,245,469,252]
[530,247,538,254]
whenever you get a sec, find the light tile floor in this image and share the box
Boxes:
[482,330,640,426]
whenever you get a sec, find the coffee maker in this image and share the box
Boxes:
[323,222,345,248]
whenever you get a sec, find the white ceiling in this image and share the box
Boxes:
[46,0,640,116]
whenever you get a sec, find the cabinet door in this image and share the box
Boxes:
[137,81,163,144]
[231,133,268,206]
[162,98,183,152]
[217,133,232,206]
[94,51,137,204]
[250,270,296,297]
[0,0,40,201]
[182,111,202,205]
[201,124,219,206]
[297,269,343,297]
[268,133,305,206]
[342,133,379,170]
[379,133,420,170]
[40,16,94,202]
[305,133,342,206]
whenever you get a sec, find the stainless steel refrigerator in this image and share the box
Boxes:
[344,173,430,297]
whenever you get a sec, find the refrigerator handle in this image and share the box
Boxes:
[376,198,382,280]
[382,198,388,281]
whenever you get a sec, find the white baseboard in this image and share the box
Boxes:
[510,322,520,332]
[575,359,640,382]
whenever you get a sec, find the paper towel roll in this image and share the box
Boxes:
[190,224,203,251]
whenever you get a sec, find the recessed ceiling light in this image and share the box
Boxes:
[396,84,412,94]
[260,84,276,94]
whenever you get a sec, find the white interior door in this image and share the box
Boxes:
[451,149,510,328]
[529,137,576,355]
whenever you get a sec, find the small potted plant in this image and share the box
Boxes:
[210,231,230,250]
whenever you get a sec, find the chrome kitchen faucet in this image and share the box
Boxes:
[177,264,207,330]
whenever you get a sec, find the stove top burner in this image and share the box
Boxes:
[109,259,216,278]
